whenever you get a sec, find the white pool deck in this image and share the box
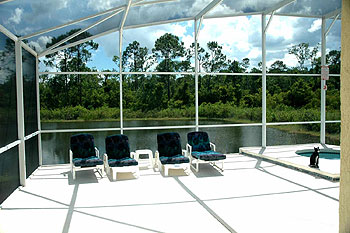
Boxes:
[240,143,340,181]
[0,148,340,233]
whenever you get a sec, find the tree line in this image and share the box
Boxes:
[40,29,341,125]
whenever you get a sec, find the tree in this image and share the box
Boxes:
[186,42,205,71]
[269,60,288,73]
[327,50,341,74]
[310,43,319,69]
[121,41,154,90]
[44,29,99,107]
[202,41,227,73]
[288,42,311,70]
[201,41,227,101]
[152,33,185,102]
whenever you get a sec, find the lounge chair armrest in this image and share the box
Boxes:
[182,149,188,157]
[155,150,159,160]
[186,143,192,155]
[69,149,73,165]
[103,153,108,162]
[210,142,216,151]
[130,152,136,159]
[95,147,100,158]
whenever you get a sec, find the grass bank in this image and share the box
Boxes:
[41,103,340,144]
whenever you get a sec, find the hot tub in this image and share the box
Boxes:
[295,148,340,160]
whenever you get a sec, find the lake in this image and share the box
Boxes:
[41,119,322,165]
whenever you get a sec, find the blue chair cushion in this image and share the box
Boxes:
[187,131,211,152]
[73,156,103,167]
[191,151,226,161]
[70,133,96,159]
[157,132,182,157]
[159,155,189,165]
[105,134,130,160]
[108,158,138,167]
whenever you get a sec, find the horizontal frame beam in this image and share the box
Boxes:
[24,131,40,141]
[39,71,341,77]
[40,120,340,134]
[0,140,21,155]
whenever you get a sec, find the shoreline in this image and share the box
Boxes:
[41,117,340,145]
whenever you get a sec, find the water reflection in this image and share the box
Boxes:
[41,120,321,165]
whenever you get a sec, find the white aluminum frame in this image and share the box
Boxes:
[39,71,341,77]
[15,40,26,186]
[36,57,43,165]
[39,120,340,135]
[0,140,21,155]
[262,14,267,148]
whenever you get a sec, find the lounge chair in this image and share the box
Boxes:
[104,134,139,180]
[186,131,226,172]
[69,133,104,180]
[155,132,190,176]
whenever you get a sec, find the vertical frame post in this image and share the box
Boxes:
[15,41,26,186]
[194,19,199,131]
[261,14,267,148]
[320,17,326,144]
[119,30,124,134]
[36,57,43,165]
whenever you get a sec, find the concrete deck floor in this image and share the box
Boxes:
[0,153,339,233]
[241,143,340,174]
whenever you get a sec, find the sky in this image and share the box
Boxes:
[0,0,342,72]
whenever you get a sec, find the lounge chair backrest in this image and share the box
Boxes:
[105,134,130,159]
[157,132,182,157]
[70,133,96,159]
[187,131,211,152]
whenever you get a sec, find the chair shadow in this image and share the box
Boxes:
[65,170,100,185]
[104,167,140,182]
[192,163,223,178]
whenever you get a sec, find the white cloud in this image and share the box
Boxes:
[197,16,261,63]
[8,8,23,24]
[87,0,123,11]
[281,53,299,67]
[28,36,53,53]
[267,16,299,41]
[247,47,260,59]
[308,19,322,33]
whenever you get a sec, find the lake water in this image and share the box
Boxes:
[41,120,322,165]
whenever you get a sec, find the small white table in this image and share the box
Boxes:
[135,149,154,169]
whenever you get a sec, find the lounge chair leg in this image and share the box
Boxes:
[113,170,117,181]
[165,167,168,176]
[135,168,140,178]
[72,169,76,180]
[196,160,199,172]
